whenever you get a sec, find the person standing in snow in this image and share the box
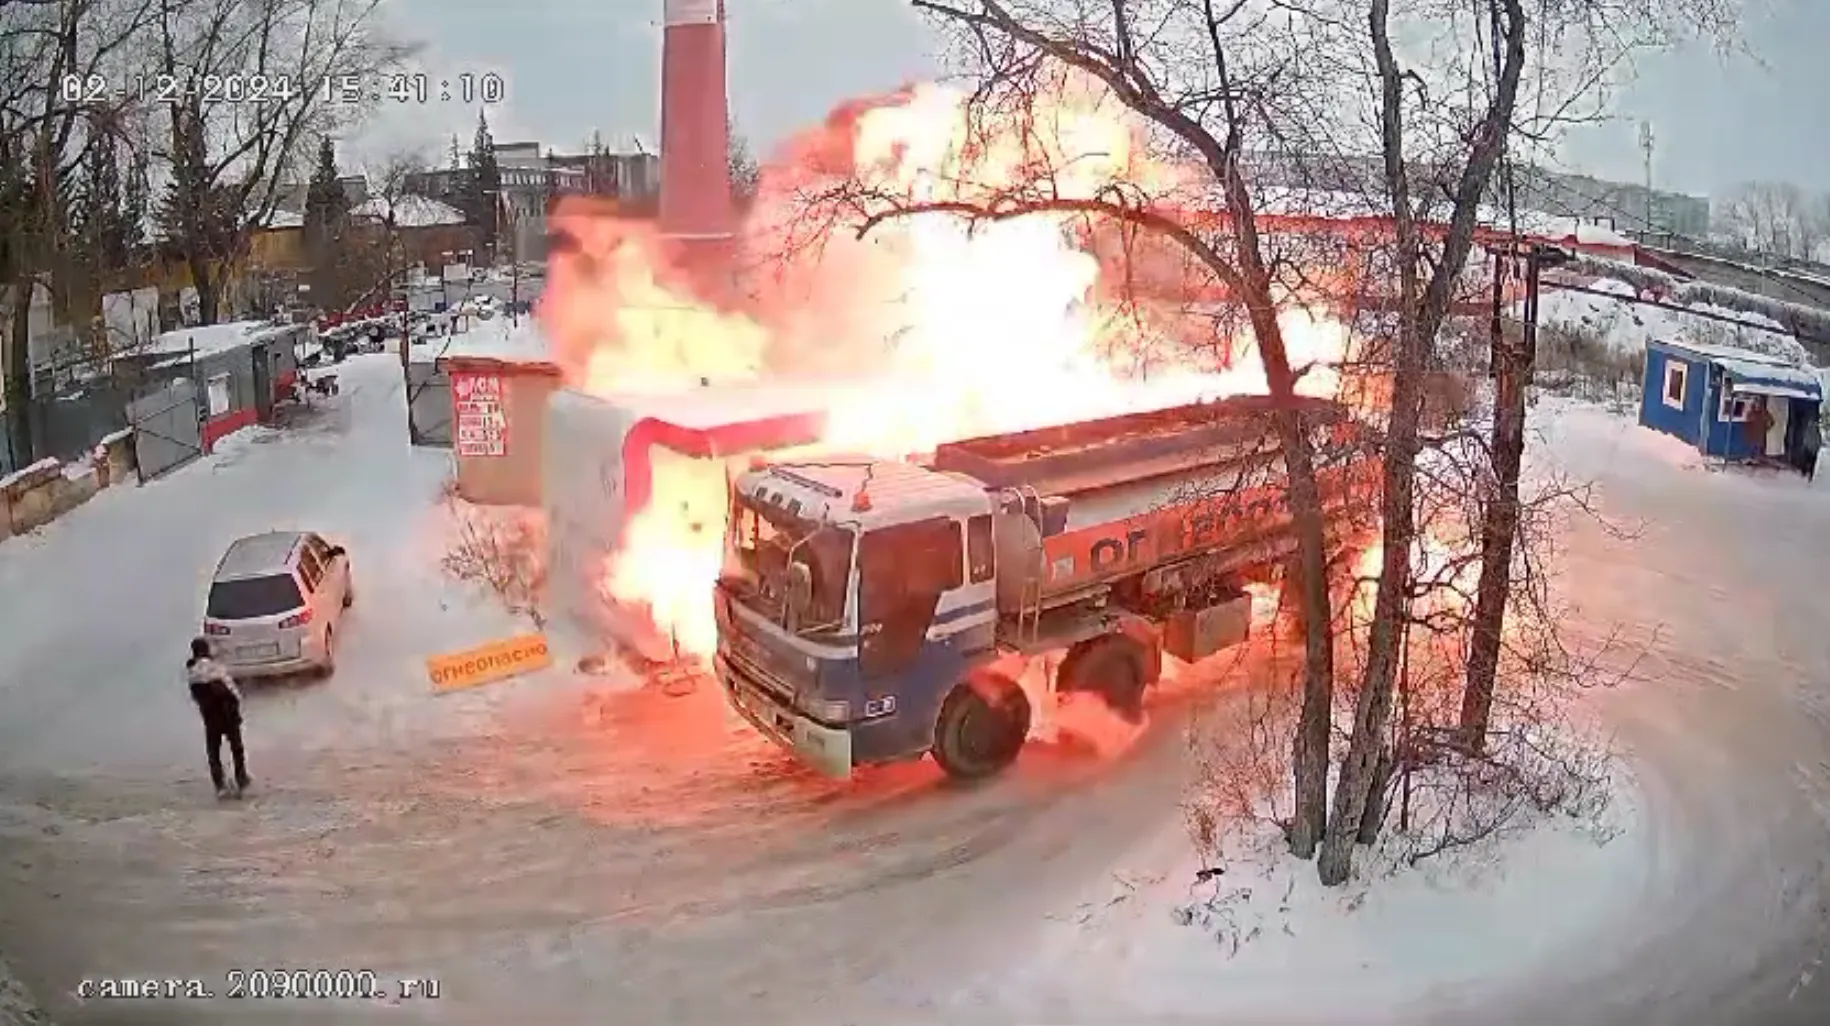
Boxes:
[1800,415,1822,481]
[186,637,250,799]
[1745,399,1774,458]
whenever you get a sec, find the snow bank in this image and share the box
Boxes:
[0,459,58,492]
[1533,277,1811,365]
[0,951,49,1026]
[972,792,1645,1020]
[1565,253,1830,355]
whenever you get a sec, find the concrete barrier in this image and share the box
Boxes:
[0,429,139,542]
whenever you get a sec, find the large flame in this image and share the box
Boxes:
[540,74,1363,662]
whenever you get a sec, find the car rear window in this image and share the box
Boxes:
[207,575,304,619]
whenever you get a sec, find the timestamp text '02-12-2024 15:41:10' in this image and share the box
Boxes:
[59,71,505,107]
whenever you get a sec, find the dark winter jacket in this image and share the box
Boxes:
[186,656,243,723]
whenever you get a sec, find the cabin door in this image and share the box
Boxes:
[1766,396,1790,457]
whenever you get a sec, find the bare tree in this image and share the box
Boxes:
[1714,179,1826,260]
[347,147,427,310]
[1322,0,1741,884]
[1311,0,1531,885]
[1,0,161,464]
[826,0,1361,858]
[728,119,760,205]
[151,0,409,325]
[351,147,429,437]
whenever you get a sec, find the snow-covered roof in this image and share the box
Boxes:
[1651,338,1794,368]
[588,377,894,430]
[264,208,305,229]
[352,193,466,228]
[144,321,270,358]
[437,320,552,365]
[1654,338,1823,399]
[1715,357,1821,400]
[1248,187,1635,247]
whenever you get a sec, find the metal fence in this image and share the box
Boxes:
[124,378,203,481]
[406,360,451,446]
[0,354,136,476]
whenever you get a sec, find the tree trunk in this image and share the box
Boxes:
[1233,284,1333,860]
[1319,317,1425,885]
[1319,0,1430,887]
[1319,0,1526,889]
[1460,254,1536,750]
[1283,434,1335,861]
[1356,742,1395,844]
[190,255,219,325]
[4,276,34,468]
[1215,174,1336,859]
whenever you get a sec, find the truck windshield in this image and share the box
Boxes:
[724,493,853,634]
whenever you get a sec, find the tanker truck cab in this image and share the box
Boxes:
[713,459,1009,779]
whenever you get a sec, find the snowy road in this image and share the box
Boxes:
[0,377,1827,1025]
[1438,406,1830,1026]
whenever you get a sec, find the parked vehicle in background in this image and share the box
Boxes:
[202,531,355,679]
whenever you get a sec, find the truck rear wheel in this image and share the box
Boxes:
[1059,637,1147,723]
[932,673,1031,781]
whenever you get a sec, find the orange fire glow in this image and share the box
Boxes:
[539,74,1364,662]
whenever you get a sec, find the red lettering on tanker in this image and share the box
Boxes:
[1040,459,1377,587]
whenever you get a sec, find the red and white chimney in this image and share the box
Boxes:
[658,0,734,241]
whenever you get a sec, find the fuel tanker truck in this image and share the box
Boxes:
[711,394,1378,780]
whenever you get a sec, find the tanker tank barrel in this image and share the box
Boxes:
[932,394,1348,496]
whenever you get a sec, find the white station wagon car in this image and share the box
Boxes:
[202,531,354,678]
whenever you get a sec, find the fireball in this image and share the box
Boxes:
[541,72,1363,662]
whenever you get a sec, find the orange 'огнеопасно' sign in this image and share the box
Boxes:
[426,633,551,692]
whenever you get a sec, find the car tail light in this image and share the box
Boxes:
[278,609,313,629]
[203,621,230,636]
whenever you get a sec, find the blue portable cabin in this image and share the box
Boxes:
[1639,338,1823,464]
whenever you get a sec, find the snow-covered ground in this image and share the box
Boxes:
[0,353,538,774]
[0,353,1827,1025]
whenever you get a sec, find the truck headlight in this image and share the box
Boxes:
[810,698,850,722]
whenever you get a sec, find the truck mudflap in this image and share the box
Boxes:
[715,653,853,779]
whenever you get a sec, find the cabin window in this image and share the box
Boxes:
[1719,389,1751,423]
[1662,360,1688,409]
[857,518,964,678]
[965,514,994,584]
[206,373,232,416]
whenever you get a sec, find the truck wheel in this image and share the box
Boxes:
[1060,637,1147,723]
[932,673,1031,781]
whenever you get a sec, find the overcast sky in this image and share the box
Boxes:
[354,0,1830,201]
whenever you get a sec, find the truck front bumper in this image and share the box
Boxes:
[715,653,853,779]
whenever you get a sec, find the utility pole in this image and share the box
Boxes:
[1638,120,1655,235]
